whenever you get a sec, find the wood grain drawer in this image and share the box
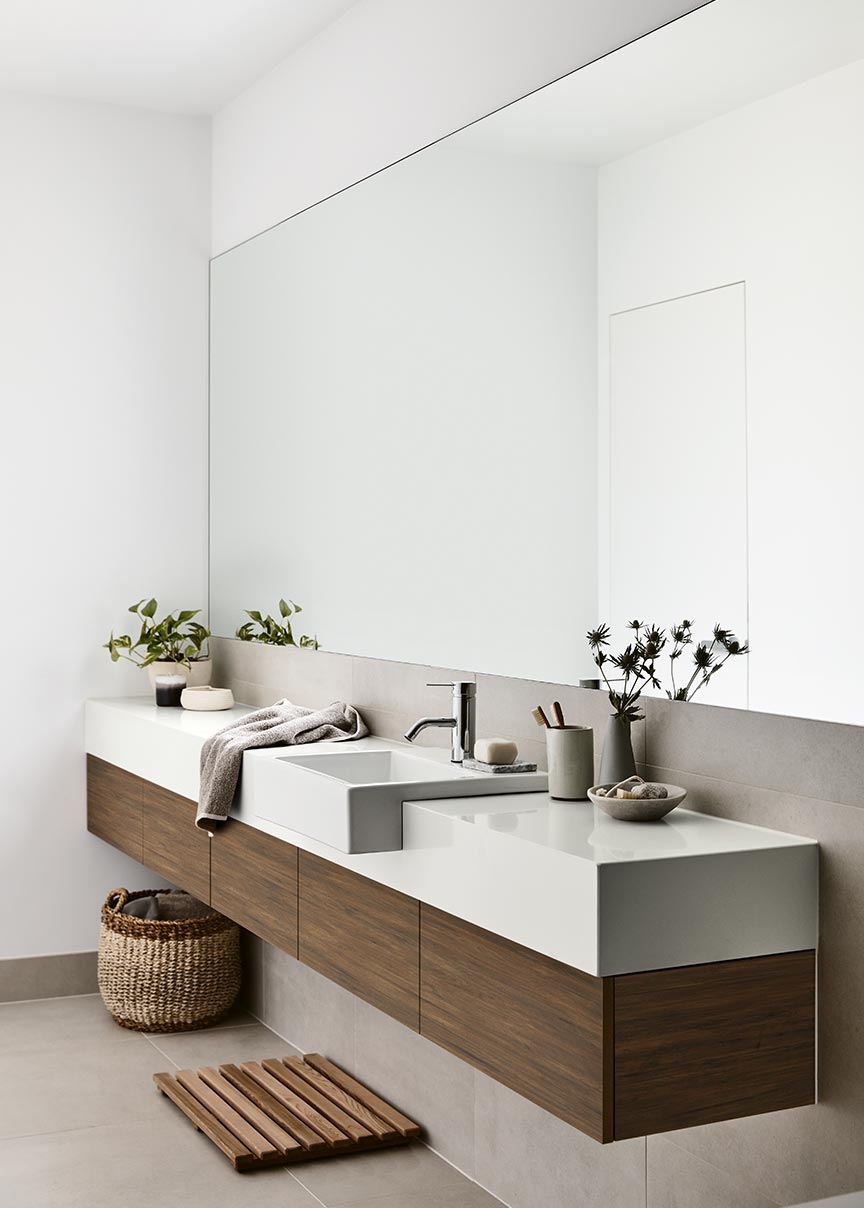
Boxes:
[212,821,298,956]
[298,851,420,1031]
[420,905,612,1141]
[141,782,210,902]
[86,755,144,862]
[612,949,816,1140]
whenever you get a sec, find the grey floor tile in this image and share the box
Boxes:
[0,1117,318,1208]
[0,1030,167,1138]
[292,1142,467,1207]
[0,993,136,1055]
[344,1184,503,1208]
[145,1022,298,1069]
[354,998,475,1176]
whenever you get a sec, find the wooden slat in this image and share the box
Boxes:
[219,1065,328,1153]
[268,1059,374,1143]
[156,1053,415,1171]
[154,1073,255,1171]
[241,1062,352,1148]
[304,1054,421,1138]
[283,1057,398,1141]
[198,1067,302,1154]
[176,1069,278,1160]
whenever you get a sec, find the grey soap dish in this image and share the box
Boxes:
[588,781,686,821]
[463,757,538,774]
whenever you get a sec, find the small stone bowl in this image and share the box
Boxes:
[587,783,687,822]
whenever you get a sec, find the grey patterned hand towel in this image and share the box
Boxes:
[196,699,368,829]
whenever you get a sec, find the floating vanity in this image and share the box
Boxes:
[85,697,819,1144]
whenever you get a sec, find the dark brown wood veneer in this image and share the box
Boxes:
[298,851,420,1031]
[211,820,298,956]
[86,755,145,862]
[420,904,613,1141]
[141,782,210,902]
[612,948,816,1139]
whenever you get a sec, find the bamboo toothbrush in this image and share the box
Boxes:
[532,705,551,728]
[552,701,566,728]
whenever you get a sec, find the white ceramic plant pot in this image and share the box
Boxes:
[146,658,212,690]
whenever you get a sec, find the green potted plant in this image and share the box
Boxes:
[105,598,212,688]
[235,598,319,649]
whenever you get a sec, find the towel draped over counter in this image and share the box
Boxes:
[196,699,368,829]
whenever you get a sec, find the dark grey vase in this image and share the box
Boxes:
[598,715,637,785]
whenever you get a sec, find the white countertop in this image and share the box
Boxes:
[85,697,819,977]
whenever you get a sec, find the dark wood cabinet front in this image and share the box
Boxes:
[211,820,298,957]
[86,755,144,863]
[87,756,817,1145]
[612,949,817,1140]
[141,782,210,902]
[420,904,612,1141]
[298,851,420,1031]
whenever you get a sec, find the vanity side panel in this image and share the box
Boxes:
[141,782,211,902]
[420,904,610,1141]
[298,851,420,1031]
[613,949,816,1139]
[86,755,144,863]
[211,820,298,956]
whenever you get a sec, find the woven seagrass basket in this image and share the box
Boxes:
[98,888,241,1033]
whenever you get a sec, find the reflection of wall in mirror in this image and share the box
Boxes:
[598,56,864,724]
[210,143,600,681]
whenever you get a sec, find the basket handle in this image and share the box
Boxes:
[104,888,129,913]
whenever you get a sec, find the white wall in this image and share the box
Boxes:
[598,56,864,724]
[212,0,709,254]
[210,143,598,682]
[0,92,210,959]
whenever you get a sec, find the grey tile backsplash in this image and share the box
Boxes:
[213,635,864,1208]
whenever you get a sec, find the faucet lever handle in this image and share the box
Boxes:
[426,681,475,694]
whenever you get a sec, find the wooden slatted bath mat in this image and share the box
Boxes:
[153,1052,421,1171]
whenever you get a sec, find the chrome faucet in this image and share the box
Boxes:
[404,681,476,763]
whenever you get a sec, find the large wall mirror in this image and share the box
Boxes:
[210,0,864,726]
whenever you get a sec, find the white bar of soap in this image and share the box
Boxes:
[473,738,518,765]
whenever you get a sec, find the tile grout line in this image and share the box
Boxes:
[642,761,860,813]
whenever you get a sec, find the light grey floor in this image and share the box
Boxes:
[0,994,502,1208]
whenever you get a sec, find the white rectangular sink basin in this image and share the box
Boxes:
[251,738,548,853]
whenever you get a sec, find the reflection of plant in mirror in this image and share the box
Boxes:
[104,599,210,668]
[587,618,749,717]
[667,620,749,702]
[236,598,319,649]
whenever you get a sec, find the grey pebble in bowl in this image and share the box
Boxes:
[588,783,687,822]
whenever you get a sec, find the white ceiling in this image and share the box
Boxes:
[458,0,864,165]
[0,0,357,115]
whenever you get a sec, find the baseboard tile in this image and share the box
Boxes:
[0,951,98,1003]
